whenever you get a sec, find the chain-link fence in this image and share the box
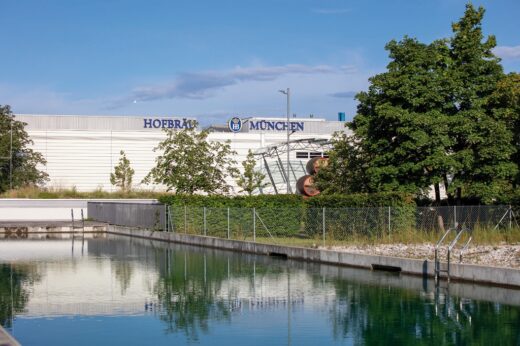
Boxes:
[415,205,516,231]
[87,202,518,244]
[166,205,518,246]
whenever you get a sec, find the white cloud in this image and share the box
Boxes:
[0,62,372,122]
[111,64,357,107]
[494,45,520,60]
[329,91,358,98]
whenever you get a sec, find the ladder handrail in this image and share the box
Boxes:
[435,226,454,278]
[435,223,472,282]
[459,233,473,263]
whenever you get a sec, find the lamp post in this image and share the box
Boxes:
[9,116,13,190]
[278,88,291,193]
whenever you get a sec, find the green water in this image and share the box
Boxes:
[0,235,519,345]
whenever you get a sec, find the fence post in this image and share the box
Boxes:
[227,207,230,239]
[322,207,326,246]
[164,204,167,232]
[184,205,187,234]
[454,205,457,228]
[510,205,513,229]
[253,208,256,242]
[388,206,391,237]
[203,207,207,236]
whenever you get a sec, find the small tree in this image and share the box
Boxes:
[110,150,134,192]
[143,123,238,194]
[0,105,48,192]
[236,150,268,195]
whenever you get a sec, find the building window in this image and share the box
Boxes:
[296,152,309,158]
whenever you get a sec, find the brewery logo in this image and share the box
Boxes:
[228,117,242,132]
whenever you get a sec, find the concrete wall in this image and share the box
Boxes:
[0,199,156,221]
[108,226,520,289]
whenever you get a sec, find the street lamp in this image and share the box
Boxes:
[278,88,291,193]
[9,116,13,190]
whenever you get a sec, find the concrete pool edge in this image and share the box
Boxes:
[0,325,21,346]
[107,225,520,288]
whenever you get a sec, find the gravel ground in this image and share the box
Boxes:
[323,243,520,269]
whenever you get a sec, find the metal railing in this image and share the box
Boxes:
[88,201,168,231]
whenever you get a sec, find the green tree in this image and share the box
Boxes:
[325,4,517,204]
[490,73,520,188]
[348,37,455,202]
[143,123,238,194]
[235,150,268,195]
[446,4,516,203]
[110,150,135,192]
[314,132,371,194]
[0,105,48,193]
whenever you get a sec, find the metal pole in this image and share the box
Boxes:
[204,254,207,284]
[388,206,391,236]
[322,207,326,246]
[286,88,291,195]
[164,204,167,232]
[227,207,230,239]
[278,88,292,194]
[253,208,256,242]
[184,205,187,233]
[9,116,13,190]
[10,263,14,332]
[454,205,457,228]
[203,207,207,236]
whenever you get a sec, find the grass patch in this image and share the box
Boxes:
[198,226,520,247]
[0,186,170,199]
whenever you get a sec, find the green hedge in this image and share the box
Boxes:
[160,194,304,236]
[303,192,415,208]
[160,193,416,238]
[158,194,304,208]
[159,192,415,209]
[303,193,416,237]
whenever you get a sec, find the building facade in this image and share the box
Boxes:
[16,114,349,193]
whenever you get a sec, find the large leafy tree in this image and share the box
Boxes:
[0,105,48,193]
[446,4,516,203]
[320,4,517,204]
[348,37,455,201]
[490,73,520,188]
[143,123,238,194]
[235,150,268,195]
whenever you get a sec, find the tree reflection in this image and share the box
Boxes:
[112,260,133,295]
[151,248,284,342]
[0,263,39,328]
[329,279,520,345]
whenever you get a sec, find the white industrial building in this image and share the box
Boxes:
[16,114,350,194]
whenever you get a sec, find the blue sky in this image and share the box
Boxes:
[1,0,519,124]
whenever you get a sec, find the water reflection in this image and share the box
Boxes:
[0,263,40,329]
[0,235,519,345]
